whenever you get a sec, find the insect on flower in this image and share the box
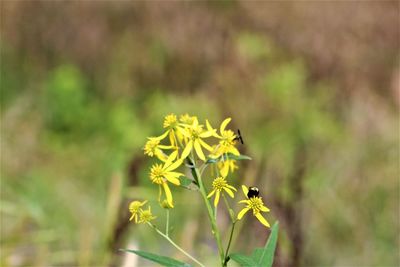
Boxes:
[233,129,244,144]
[247,186,259,198]
[237,185,270,228]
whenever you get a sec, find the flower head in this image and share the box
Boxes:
[179,114,197,125]
[138,206,156,223]
[143,137,173,162]
[207,177,237,207]
[212,118,240,157]
[129,200,148,223]
[180,118,215,161]
[237,185,270,228]
[156,113,187,147]
[149,151,183,208]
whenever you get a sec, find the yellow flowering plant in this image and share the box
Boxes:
[121,114,279,267]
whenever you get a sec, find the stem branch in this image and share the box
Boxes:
[147,223,205,267]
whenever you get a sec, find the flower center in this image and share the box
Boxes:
[140,210,153,222]
[163,114,178,129]
[248,197,264,214]
[129,201,142,212]
[190,125,203,140]
[180,114,195,125]
[144,139,160,156]
[212,177,228,191]
[221,130,236,147]
[150,164,165,184]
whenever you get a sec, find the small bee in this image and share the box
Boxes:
[233,129,244,144]
[247,186,259,199]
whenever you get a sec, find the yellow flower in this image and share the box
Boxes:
[149,151,183,208]
[181,118,215,161]
[207,177,237,207]
[143,137,173,162]
[237,185,270,228]
[138,206,156,223]
[157,113,187,146]
[179,113,197,125]
[218,159,239,177]
[212,118,240,157]
[129,200,148,223]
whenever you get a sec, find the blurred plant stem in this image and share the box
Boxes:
[166,209,170,237]
[147,222,205,267]
[222,193,237,267]
[190,156,225,266]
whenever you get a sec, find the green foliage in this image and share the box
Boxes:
[206,153,252,164]
[43,64,87,132]
[120,249,192,267]
[230,222,279,267]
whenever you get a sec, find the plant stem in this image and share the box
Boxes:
[166,209,170,237]
[191,161,225,266]
[223,221,236,267]
[147,223,205,267]
[222,192,237,266]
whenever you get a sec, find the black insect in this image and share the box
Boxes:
[247,186,259,199]
[233,129,244,144]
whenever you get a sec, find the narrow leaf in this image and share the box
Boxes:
[178,176,198,190]
[253,221,279,267]
[229,253,258,267]
[120,249,192,267]
[205,153,252,164]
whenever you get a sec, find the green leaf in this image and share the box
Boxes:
[205,153,252,164]
[120,249,192,267]
[230,253,258,267]
[178,176,198,190]
[252,222,279,267]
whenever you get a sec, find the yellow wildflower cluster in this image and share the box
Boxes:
[132,113,271,228]
[128,200,156,224]
[142,113,242,207]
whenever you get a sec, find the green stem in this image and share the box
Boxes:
[223,221,236,267]
[166,209,170,237]
[191,161,225,266]
[147,223,205,267]
[222,192,237,266]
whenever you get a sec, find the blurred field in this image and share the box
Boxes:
[1,1,399,267]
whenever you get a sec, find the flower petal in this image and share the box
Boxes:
[260,205,270,212]
[220,118,231,133]
[165,158,183,172]
[223,187,235,198]
[214,191,220,207]
[194,140,205,161]
[227,185,237,191]
[164,150,178,168]
[220,162,229,177]
[207,189,216,198]
[199,131,213,138]
[239,200,249,204]
[165,175,180,186]
[169,131,176,146]
[181,140,193,159]
[229,146,240,156]
[237,207,250,220]
[154,130,169,141]
[241,185,249,197]
[162,182,174,208]
[255,213,270,228]
[199,139,213,152]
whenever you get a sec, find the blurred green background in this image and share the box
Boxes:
[1,1,399,267]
